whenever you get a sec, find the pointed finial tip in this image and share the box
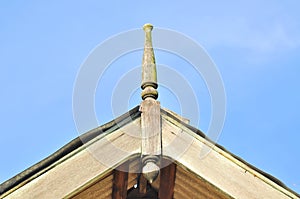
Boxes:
[142,161,160,183]
[143,23,153,31]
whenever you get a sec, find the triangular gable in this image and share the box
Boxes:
[1,106,299,199]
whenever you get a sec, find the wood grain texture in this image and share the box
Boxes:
[4,119,141,199]
[112,163,129,199]
[174,166,233,199]
[140,99,161,157]
[138,174,147,194]
[158,160,176,199]
[161,114,295,199]
[71,172,113,199]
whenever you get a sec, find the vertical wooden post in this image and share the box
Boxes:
[140,99,161,157]
[140,23,162,184]
[138,173,148,194]
[140,99,161,183]
[158,159,177,199]
[112,163,129,199]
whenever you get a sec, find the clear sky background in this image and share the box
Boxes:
[1,1,300,194]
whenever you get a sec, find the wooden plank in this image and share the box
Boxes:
[158,159,176,199]
[161,116,294,199]
[112,163,129,199]
[140,99,161,156]
[138,174,147,194]
[4,119,142,199]
[174,166,233,199]
[71,172,113,199]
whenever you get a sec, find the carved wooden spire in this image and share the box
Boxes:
[140,24,161,184]
[141,23,158,100]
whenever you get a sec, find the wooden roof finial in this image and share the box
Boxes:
[140,24,161,185]
[141,23,158,100]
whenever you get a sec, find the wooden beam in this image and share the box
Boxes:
[158,160,176,199]
[140,99,161,157]
[138,174,147,194]
[140,99,161,183]
[112,163,129,199]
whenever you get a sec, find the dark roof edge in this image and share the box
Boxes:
[160,108,300,197]
[0,106,141,196]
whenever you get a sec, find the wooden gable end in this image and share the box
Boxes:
[1,107,298,199]
[68,157,233,199]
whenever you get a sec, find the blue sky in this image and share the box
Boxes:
[1,1,300,194]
